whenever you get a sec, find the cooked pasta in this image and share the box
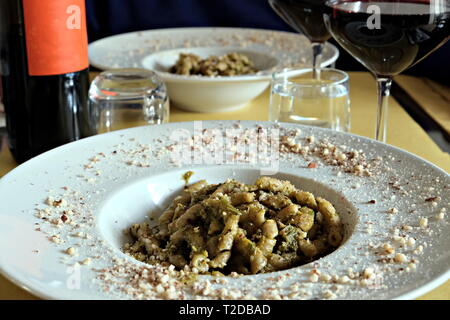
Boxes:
[124,176,344,275]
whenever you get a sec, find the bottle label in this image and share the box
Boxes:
[23,0,89,76]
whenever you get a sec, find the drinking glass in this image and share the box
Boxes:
[269,68,350,132]
[88,69,169,133]
[269,0,332,79]
[323,0,450,142]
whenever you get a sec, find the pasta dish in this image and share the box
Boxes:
[124,176,343,275]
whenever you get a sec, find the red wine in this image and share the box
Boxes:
[0,0,93,163]
[269,0,331,42]
[324,1,450,76]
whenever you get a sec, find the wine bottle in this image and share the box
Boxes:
[0,0,94,163]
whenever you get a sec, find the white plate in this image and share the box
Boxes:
[88,27,339,73]
[88,27,339,112]
[0,121,448,300]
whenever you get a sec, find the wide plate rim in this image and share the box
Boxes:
[0,121,448,300]
[88,26,340,82]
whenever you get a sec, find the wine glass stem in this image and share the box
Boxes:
[375,77,392,143]
[312,42,324,80]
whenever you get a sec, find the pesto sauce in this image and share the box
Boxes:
[182,171,194,185]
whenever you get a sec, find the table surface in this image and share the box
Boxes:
[396,75,450,137]
[0,72,449,300]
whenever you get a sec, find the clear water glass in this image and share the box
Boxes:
[88,69,169,133]
[269,68,350,132]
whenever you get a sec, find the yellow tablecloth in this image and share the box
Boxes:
[0,72,449,300]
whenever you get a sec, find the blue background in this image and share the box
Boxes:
[86,0,450,85]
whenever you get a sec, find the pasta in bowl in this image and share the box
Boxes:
[124,176,343,275]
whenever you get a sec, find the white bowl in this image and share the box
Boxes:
[143,46,339,112]
[142,47,280,112]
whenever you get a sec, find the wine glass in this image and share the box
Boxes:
[268,0,331,79]
[323,0,450,142]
